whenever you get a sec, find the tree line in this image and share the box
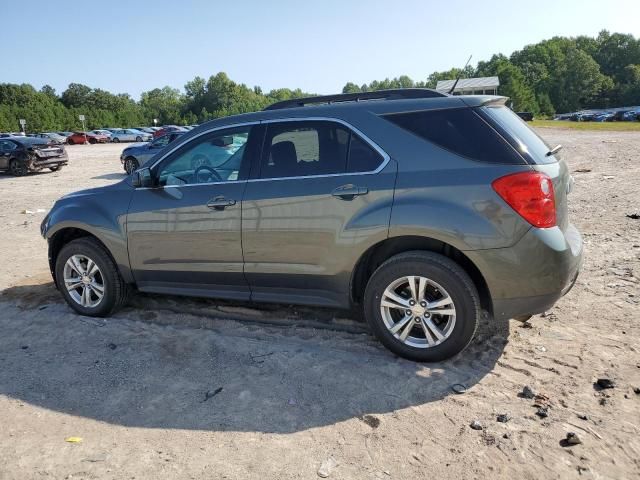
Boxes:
[1,30,639,132]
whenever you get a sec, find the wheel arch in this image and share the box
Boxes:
[350,235,493,316]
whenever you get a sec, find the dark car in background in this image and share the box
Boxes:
[152,125,188,138]
[120,131,185,174]
[42,89,583,362]
[0,136,68,175]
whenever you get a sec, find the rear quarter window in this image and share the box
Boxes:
[382,108,525,165]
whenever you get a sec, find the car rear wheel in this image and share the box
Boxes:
[124,157,139,175]
[67,138,74,145]
[364,251,480,362]
[9,160,27,176]
[55,237,129,317]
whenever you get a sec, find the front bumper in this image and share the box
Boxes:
[467,223,583,320]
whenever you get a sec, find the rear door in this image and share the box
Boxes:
[0,140,17,169]
[242,119,396,307]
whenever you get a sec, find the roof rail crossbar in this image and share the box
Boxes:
[263,88,447,111]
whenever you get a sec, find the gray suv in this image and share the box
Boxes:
[41,89,583,362]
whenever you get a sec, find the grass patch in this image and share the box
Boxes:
[530,120,640,131]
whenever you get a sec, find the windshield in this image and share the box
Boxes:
[482,106,557,164]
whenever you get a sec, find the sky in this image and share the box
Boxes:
[2,0,640,100]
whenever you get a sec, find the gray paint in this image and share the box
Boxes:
[42,94,583,321]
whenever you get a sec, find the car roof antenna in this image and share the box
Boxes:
[448,55,473,95]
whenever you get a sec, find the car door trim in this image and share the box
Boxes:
[146,117,391,184]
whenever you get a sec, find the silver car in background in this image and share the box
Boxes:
[110,129,152,143]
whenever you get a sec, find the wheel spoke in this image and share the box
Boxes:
[399,317,415,341]
[430,308,455,316]
[70,256,85,275]
[65,281,83,291]
[420,321,436,346]
[389,314,412,334]
[90,285,104,300]
[90,282,104,294]
[381,289,411,310]
[408,276,418,302]
[423,318,446,341]
[417,277,427,303]
[427,296,453,310]
[80,286,89,306]
[86,259,96,277]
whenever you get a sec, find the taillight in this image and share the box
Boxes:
[492,171,556,228]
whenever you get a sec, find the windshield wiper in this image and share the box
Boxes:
[546,144,563,157]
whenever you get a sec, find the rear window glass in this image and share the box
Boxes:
[382,108,524,164]
[481,106,556,164]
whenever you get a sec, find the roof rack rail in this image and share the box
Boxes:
[263,88,447,111]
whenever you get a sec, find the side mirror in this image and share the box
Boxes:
[131,167,154,188]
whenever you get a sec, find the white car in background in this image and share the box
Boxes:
[109,129,152,143]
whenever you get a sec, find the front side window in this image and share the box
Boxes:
[152,135,171,148]
[259,121,383,179]
[0,140,17,151]
[157,126,252,187]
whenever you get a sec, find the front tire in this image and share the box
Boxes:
[67,138,74,145]
[364,251,480,362]
[112,137,120,143]
[124,157,139,174]
[135,136,142,142]
[9,160,27,176]
[49,165,62,172]
[55,237,129,317]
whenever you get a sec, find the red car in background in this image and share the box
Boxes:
[66,131,110,145]
[153,125,188,138]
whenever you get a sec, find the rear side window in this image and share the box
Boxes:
[259,121,384,179]
[382,108,524,164]
[481,106,556,164]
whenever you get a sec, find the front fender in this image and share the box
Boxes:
[43,184,134,283]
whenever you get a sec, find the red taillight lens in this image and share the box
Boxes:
[492,172,556,228]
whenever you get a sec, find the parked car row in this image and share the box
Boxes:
[0,125,198,145]
[557,109,640,122]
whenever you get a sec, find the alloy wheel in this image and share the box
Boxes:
[380,275,456,348]
[63,254,105,308]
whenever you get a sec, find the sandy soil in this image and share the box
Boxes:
[0,131,638,480]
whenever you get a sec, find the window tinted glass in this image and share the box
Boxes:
[157,127,251,186]
[0,140,17,151]
[382,108,524,164]
[260,121,349,179]
[481,106,555,164]
[347,135,384,173]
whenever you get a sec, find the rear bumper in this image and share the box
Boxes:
[467,223,583,320]
[27,157,69,171]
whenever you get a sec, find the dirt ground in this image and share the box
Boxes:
[0,130,638,480]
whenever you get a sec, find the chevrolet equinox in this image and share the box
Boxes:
[41,89,583,361]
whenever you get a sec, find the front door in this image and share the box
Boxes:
[242,119,396,307]
[127,124,260,300]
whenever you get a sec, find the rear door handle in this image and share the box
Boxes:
[207,196,236,210]
[331,184,368,200]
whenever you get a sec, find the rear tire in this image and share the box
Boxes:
[124,157,139,174]
[67,138,74,145]
[9,160,27,176]
[55,237,129,317]
[364,251,480,362]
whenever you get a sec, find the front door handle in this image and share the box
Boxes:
[207,196,236,210]
[331,184,368,200]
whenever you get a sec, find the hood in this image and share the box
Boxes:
[59,178,132,201]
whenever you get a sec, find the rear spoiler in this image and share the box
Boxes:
[459,96,508,108]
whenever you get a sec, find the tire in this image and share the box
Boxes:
[89,137,97,144]
[9,160,28,176]
[135,136,142,142]
[67,138,74,145]
[363,251,480,362]
[112,137,120,143]
[124,157,139,175]
[55,237,129,317]
[49,165,62,172]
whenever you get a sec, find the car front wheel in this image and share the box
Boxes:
[55,237,129,317]
[9,160,28,176]
[364,251,480,362]
[124,157,139,174]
